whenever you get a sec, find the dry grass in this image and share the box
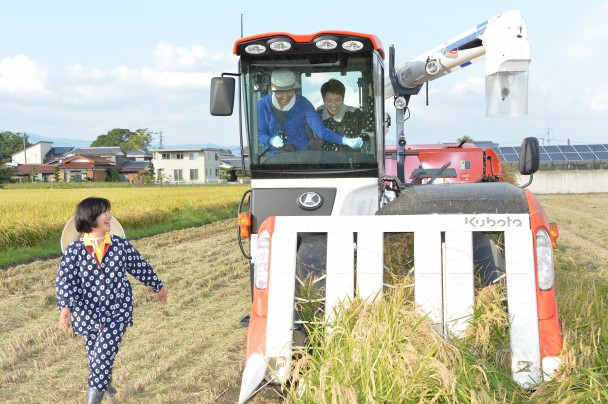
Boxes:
[0,219,255,403]
[1,192,606,403]
[537,193,608,273]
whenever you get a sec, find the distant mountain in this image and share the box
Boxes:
[159,143,228,150]
[18,133,237,152]
[25,133,91,148]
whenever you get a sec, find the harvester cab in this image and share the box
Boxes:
[210,10,562,403]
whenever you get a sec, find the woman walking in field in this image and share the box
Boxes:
[56,197,167,403]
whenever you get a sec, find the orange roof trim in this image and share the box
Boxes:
[234,31,384,59]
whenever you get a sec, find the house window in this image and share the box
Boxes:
[161,153,171,159]
[190,169,199,180]
[189,152,198,160]
[215,153,219,160]
[215,169,219,177]
[173,169,183,181]
[176,153,184,159]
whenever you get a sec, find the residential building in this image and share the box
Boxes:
[120,161,151,182]
[65,147,125,166]
[150,148,223,184]
[12,164,56,182]
[11,141,54,164]
[57,155,116,182]
[125,148,152,161]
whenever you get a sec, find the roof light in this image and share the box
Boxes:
[342,40,364,52]
[316,39,338,50]
[245,44,266,55]
[269,40,292,52]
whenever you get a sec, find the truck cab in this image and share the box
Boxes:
[212,32,388,234]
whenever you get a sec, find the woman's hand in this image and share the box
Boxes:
[58,307,71,331]
[157,287,168,305]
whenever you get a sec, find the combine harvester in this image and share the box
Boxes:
[210,10,562,403]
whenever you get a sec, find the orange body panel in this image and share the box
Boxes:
[525,189,563,358]
[244,216,275,364]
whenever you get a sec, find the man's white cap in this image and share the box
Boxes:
[271,70,300,91]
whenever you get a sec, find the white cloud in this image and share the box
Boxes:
[153,43,227,71]
[0,54,51,97]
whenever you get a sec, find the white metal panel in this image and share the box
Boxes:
[325,232,355,323]
[273,214,529,233]
[414,232,443,331]
[356,230,384,301]
[265,231,297,382]
[444,231,474,337]
[505,229,542,387]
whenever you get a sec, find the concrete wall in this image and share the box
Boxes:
[518,170,608,194]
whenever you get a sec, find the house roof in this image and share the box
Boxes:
[48,147,75,155]
[221,157,250,170]
[149,147,224,152]
[58,155,115,169]
[14,164,56,175]
[125,148,151,156]
[69,147,124,156]
[120,161,150,173]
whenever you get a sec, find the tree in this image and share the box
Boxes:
[0,165,14,183]
[456,135,474,144]
[53,166,61,182]
[90,128,154,153]
[28,165,37,183]
[0,131,31,163]
[106,168,121,182]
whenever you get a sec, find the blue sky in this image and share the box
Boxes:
[1,1,606,148]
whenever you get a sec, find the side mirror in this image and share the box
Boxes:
[519,137,539,175]
[210,76,236,116]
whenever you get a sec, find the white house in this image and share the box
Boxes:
[11,141,54,164]
[150,148,223,184]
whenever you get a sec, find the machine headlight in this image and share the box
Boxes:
[269,40,292,52]
[342,40,364,52]
[315,39,338,50]
[254,230,271,289]
[536,228,554,290]
[394,96,408,110]
[245,44,266,55]
[425,59,440,75]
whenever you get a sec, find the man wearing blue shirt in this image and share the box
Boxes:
[257,70,363,152]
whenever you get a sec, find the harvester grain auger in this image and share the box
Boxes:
[209,10,562,403]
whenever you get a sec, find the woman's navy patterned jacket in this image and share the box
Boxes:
[56,235,163,336]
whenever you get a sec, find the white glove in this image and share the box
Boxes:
[342,137,363,149]
[270,136,284,148]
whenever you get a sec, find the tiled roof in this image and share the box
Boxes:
[120,161,150,172]
[69,147,124,156]
[14,164,55,174]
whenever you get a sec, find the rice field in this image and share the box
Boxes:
[0,184,249,254]
[0,190,606,402]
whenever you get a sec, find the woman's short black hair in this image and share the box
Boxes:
[321,78,346,99]
[75,197,111,233]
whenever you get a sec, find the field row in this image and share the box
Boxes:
[0,185,249,251]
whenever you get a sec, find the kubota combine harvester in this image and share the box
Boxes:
[210,10,562,403]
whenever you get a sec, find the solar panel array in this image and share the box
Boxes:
[496,144,608,164]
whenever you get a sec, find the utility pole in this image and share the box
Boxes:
[544,127,553,145]
[23,132,27,164]
[158,129,164,149]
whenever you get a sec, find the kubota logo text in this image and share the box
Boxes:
[465,216,523,228]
